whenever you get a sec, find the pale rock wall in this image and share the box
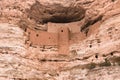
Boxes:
[0,0,120,80]
[0,23,26,55]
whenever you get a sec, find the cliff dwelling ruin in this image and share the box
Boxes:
[25,22,86,55]
[1,0,120,80]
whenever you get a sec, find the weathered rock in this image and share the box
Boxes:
[0,23,26,55]
[27,1,85,23]
[0,0,120,80]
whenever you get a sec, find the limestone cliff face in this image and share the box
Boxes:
[0,0,120,80]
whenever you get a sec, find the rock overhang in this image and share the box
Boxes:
[27,1,86,24]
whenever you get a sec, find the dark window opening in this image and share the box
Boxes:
[95,54,98,58]
[30,43,32,46]
[110,52,113,56]
[41,49,45,52]
[24,28,27,32]
[61,30,63,32]
[36,34,39,37]
[89,44,92,48]
[29,17,32,19]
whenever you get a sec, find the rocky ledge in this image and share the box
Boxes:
[0,0,120,80]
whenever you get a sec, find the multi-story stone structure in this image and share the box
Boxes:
[26,22,86,55]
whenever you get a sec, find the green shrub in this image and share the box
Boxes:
[87,62,96,69]
[99,59,111,67]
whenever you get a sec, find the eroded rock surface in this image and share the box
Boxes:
[0,23,26,55]
[27,1,85,23]
[0,0,120,80]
